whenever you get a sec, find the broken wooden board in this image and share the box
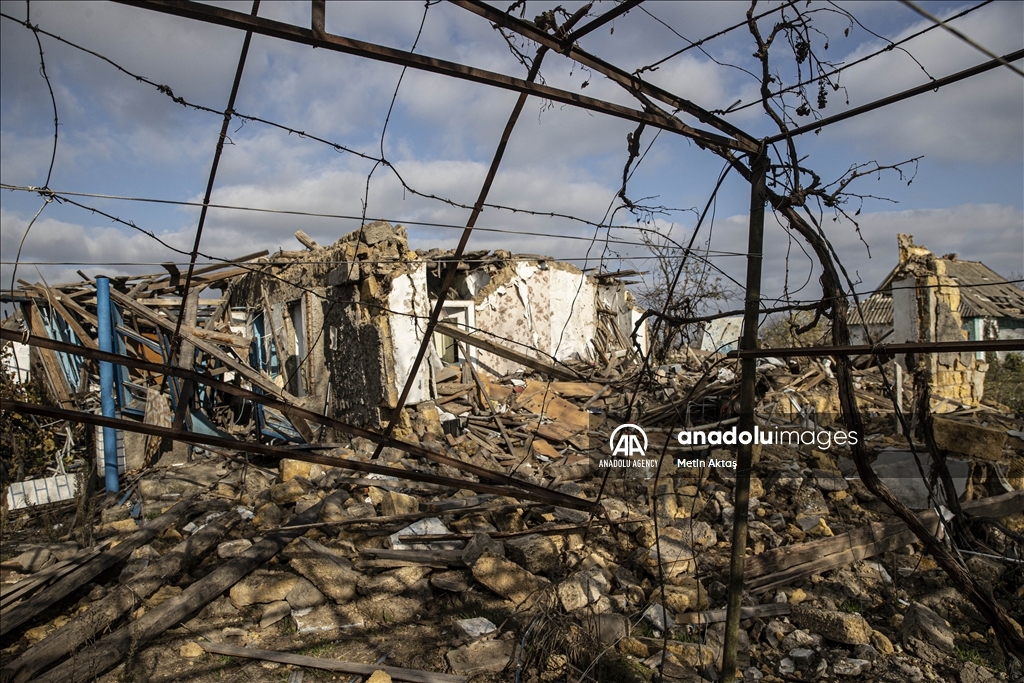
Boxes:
[547,382,610,398]
[530,438,561,460]
[744,490,1024,593]
[31,493,346,683]
[434,323,581,381]
[0,499,202,637]
[200,643,467,683]
[4,510,242,683]
[515,383,589,442]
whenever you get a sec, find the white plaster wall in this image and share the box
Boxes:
[387,265,432,404]
[547,266,596,362]
[892,276,918,370]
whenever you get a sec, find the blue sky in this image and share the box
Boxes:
[1,0,1021,315]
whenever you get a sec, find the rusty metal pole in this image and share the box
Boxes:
[721,146,767,681]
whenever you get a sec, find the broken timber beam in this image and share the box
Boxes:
[31,493,346,683]
[3,510,242,683]
[3,400,599,513]
[0,330,599,512]
[200,642,467,683]
[744,490,1024,592]
[23,302,75,408]
[0,498,203,637]
[108,288,315,442]
[435,322,582,381]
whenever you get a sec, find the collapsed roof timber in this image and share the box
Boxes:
[3,221,647,448]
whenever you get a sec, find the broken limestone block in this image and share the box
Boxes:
[279,458,313,482]
[253,502,284,529]
[584,613,628,646]
[290,556,359,604]
[6,548,53,573]
[360,220,396,246]
[642,602,674,631]
[791,605,871,645]
[446,639,514,676]
[462,533,503,565]
[431,570,470,592]
[645,530,696,580]
[833,658,872,676]
[902,603,955,654]
[664,641,716,668]
[813,469,849,492]
[327,261,360,285]
[365,671,392,683]
[557,566,610,612]
[379,489,418,516]
[471,552,550,606]
[179,641,204,658]
[932,418,1007,461]
[292,604,364,634]
[146,585,181,609]
[285,577,327,611]
[270,478,307,505]
[357,565,431,596]
[229,571,299,609]
[959,662,997,683]
[259,600,291,628]
[454,616,498,641]
[871,630,895,654]
[504,533,563,575]
[661,576,709,613]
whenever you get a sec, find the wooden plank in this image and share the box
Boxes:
[34,286,97,351]
[31,493,345,683]
[109,289,315,442]
[359,548,466,566]
[0,499,199,637]
[200,642,467,683]
[24,303,75,409]
[744,490,1024,591]
[1,556,88,610]
[548,382,609,398]
[435,323,581,381]
[4,510,242,683]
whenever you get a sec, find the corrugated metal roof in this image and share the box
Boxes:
[849,293,893,326]
[850,259,1024,327]
[944,260,1024,320]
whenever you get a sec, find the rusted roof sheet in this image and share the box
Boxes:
[851,259,1024,327]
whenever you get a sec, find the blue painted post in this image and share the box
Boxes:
[96,277,119,493]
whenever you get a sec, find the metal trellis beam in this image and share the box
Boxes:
[112,0,747,151]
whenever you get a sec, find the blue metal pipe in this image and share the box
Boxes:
[96,277,119,493]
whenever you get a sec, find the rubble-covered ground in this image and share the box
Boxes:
[2,359,1023,683]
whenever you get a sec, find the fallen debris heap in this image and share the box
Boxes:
[1,225,1023,683]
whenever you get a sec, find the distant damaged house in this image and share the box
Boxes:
[851,235,1024,354]
[849,234,1024,409]
[229,221,646,428]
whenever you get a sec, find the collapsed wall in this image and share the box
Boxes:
[231,221,431,428]
[423,250,646,377]
[892,234,986,410]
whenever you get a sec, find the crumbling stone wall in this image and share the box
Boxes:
[892,234,986,411]
[231,221,431,428]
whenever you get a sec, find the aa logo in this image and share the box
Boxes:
[609,424,648,458]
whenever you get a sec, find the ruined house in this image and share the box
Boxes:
[230,221,647,429]
[849,234,1019,409]
[851,235,1024,355]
